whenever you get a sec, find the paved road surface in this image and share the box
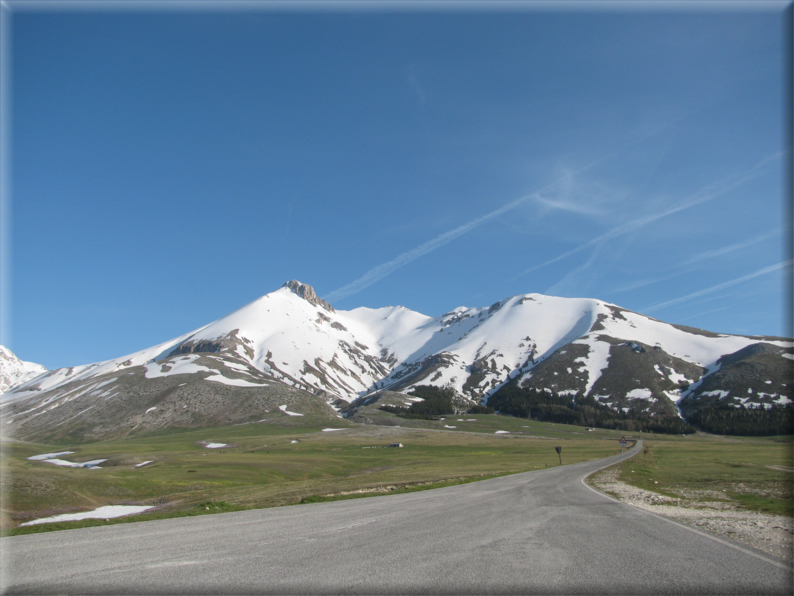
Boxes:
[2,441,791,594]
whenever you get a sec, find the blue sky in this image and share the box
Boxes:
[3,2,791,370]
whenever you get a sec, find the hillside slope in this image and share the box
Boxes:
[1,281,790,440]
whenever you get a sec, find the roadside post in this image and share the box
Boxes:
[619,436,627,462]
[555,446,562,465]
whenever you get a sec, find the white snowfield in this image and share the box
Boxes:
[43,458,106,468]
[19,505,154,526]
[27,451,74,461]
[0,346,47,395]
[626,389,654,400]
[3,282,791,409]
[27,452,106,468]
[204,374,267,387]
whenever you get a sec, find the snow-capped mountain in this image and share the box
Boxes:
[1,281,791,441]
[0,346,46,394]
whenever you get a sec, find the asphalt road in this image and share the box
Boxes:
[2,440,791,595]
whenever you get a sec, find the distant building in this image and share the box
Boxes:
[388,443,404,448]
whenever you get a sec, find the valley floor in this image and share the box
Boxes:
[588,466,794,561]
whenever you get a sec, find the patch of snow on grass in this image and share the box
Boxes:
[321,428,345,432]
[135,461,153,468]
[626,388,653,400]
[279,405,303,416]
[204,374,268,387]
[444,425,456,428]
[495,430,510,434]
[27,451,74,461]
[145,407,156,414]
[204,443,226,449]
[782,353,794,360]
[701,390,730,399]
[43,458,106,468]
[20,505,155,526]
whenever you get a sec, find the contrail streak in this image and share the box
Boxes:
[643,260,792,314]
[682,230,779,265]
[512,153,781,281]
[324,194,534,303]
[324,155,611,304]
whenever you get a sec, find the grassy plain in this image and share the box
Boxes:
[588,433,793,517]
[1,414,632,535]
[4,411,790,536]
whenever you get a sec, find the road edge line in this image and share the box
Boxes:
[580,442,793,572]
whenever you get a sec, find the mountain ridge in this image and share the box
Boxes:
[2,281,791,441]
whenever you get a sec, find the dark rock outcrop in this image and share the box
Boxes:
[283,280,335,312]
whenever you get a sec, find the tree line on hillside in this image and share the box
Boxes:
[379,385,456,419]
[685,403,793,436]
[378,386,492,419]
[486,381,697,435]
[377,381,792,436]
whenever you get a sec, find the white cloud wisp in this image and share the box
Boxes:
[512,153,781,281]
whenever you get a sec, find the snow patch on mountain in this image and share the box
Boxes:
[279,405,303,417]
[145,355,208,379]
[3,282,791,414]
[571,336,612,397]
[0,346,47,394]
[204,374,268,388]
[626,388,653,400]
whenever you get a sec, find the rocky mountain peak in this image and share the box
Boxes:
[0,345,47,394]
[283,280,335,313]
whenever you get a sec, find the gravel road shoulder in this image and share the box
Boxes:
[588,466,794,561]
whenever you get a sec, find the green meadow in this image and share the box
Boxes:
[589,434,793,517]
[2,414,631,535]
[2,412,790,536]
